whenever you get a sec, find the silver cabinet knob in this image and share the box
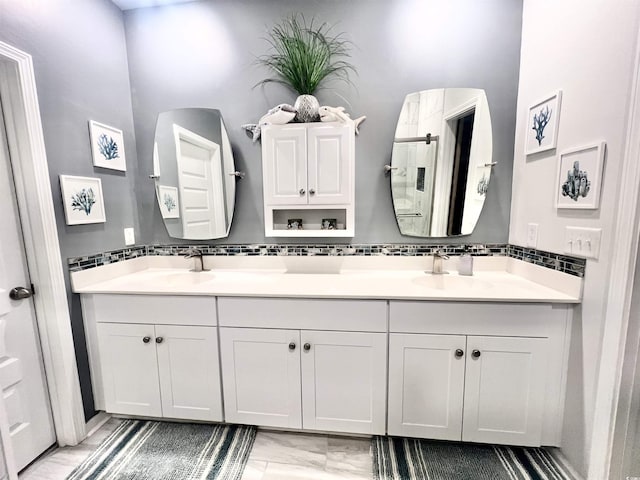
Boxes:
[143,336,151,344]
[472,349,481,358]
[289,342,296,350]
[455,349,464,358]
[303,343,311,351]
[299,188,306,195]
[156,337,164,344]
[309,189,316,195]
[9,287,33,300]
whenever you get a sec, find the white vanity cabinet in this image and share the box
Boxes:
[218,297,387,435]
[261,122,355,237]
[81,294,223,422]
[387,301,571,447]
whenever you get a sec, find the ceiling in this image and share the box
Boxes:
[111,0,196,10]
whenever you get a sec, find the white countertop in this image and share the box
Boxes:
[70,255,582,303]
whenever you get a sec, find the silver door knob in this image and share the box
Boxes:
[299,188,306,195]
[9,287,33,300]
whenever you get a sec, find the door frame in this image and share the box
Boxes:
[0,42,85,446]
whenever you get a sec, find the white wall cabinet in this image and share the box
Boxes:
[261,122,355,237]
[220,326,387,435]
[388,333,547,446]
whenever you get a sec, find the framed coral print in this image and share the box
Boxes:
[157,185,180,219]
[525,90,562,155]
[89,120,126,171]
[556,142,606,209]
[60,175,106,225]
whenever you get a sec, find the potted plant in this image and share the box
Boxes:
[257,14,356,122]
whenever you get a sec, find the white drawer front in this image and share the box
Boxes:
[91,294,217,326]
[218,297,386,332]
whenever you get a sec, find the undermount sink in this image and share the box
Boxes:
[412,274,493,290]
[160,271,217,285]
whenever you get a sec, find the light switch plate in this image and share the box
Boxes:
[124,227,135,246]
[564,226,601,259]
[526,223,539,248]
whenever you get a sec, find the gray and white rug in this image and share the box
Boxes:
[66,420,256,480]
[373,436,577,480]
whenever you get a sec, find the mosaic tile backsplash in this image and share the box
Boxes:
[68,243,586,277]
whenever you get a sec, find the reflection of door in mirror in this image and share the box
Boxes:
[391,88,493,238]
[154,108,237,240]
[173,125,226,239]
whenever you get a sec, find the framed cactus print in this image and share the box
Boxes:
[555,142,605,209]
[89,120,126,171]
[60,175,106,225]
[157,185,180,219]
[525,91,562,155]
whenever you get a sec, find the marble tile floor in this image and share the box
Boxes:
[18,419,374,480]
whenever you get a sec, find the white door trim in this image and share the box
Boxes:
[0,42,85,446]
[588,25,640,479]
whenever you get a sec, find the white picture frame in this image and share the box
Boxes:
[525,90,562,155]
[60,175,106,225]
[89,120,126,171]
[157,185,180,219]
[556,142,606,209]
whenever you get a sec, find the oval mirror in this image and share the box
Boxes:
[153,108,236,239]
[391,88,493,237]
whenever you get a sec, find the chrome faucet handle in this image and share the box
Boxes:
[182,247,203,258]
[433,250,450,260]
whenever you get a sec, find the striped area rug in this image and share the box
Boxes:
[373,436,577,480]
[67,420,256,480]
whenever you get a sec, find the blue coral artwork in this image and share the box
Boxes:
[525,91,562,155]
[158,185,180,219]
[556,142,605,210]
[60,175,106,225]
[89,120,126,171]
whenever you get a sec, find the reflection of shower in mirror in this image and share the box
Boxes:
[153,108,238,240]
[390,88,493,237]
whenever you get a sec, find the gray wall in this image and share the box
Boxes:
[124,0,522,245]
[0,0,139,419]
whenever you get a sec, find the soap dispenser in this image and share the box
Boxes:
[457,250,474,276]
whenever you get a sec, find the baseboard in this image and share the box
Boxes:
[85,412,111,438]
[548,447,585,480]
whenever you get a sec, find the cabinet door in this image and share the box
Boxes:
[463,336,547,446]
[156,325,222,422]
[220,327,302,428]
[307,125,351,205]
[262,126,308,205]
[96,323,161,417]
[388,334,466,440]
[301,330,386,434]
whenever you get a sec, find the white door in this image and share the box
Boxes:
[388,334,466,441]
[0,105,55,472]
[301,330,386,434]
[462,335,547,446]
[156,325,222,422]
[174,125,226,239]
[220,327,302,428]
[96,323,162,417]
[307,125,351,205]
[262,126,307,205]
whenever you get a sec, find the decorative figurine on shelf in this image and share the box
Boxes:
[287,218,303,230]
[318,106,366,134]
[242,104,297,142]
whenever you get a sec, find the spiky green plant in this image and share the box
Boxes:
[256,14,356,95]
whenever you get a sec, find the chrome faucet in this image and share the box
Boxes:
[183,248,208,272]
[431,250,450,275]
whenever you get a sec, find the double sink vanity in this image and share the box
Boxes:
[72,253,581,448]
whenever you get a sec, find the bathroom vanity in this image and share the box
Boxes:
[72,255,580,448]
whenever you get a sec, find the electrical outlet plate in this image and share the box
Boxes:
[526,223,538,248]
[564,226,601,259]
[124,227,135,246]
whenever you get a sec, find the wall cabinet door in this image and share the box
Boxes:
[307,125,351,205]
[301,330,387,434]
[97,323,162,417]
[262,126,307,205]
[388,333,466,440]
[156,325,222,422]
[220,327,302,428]
[462,336,547,446]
